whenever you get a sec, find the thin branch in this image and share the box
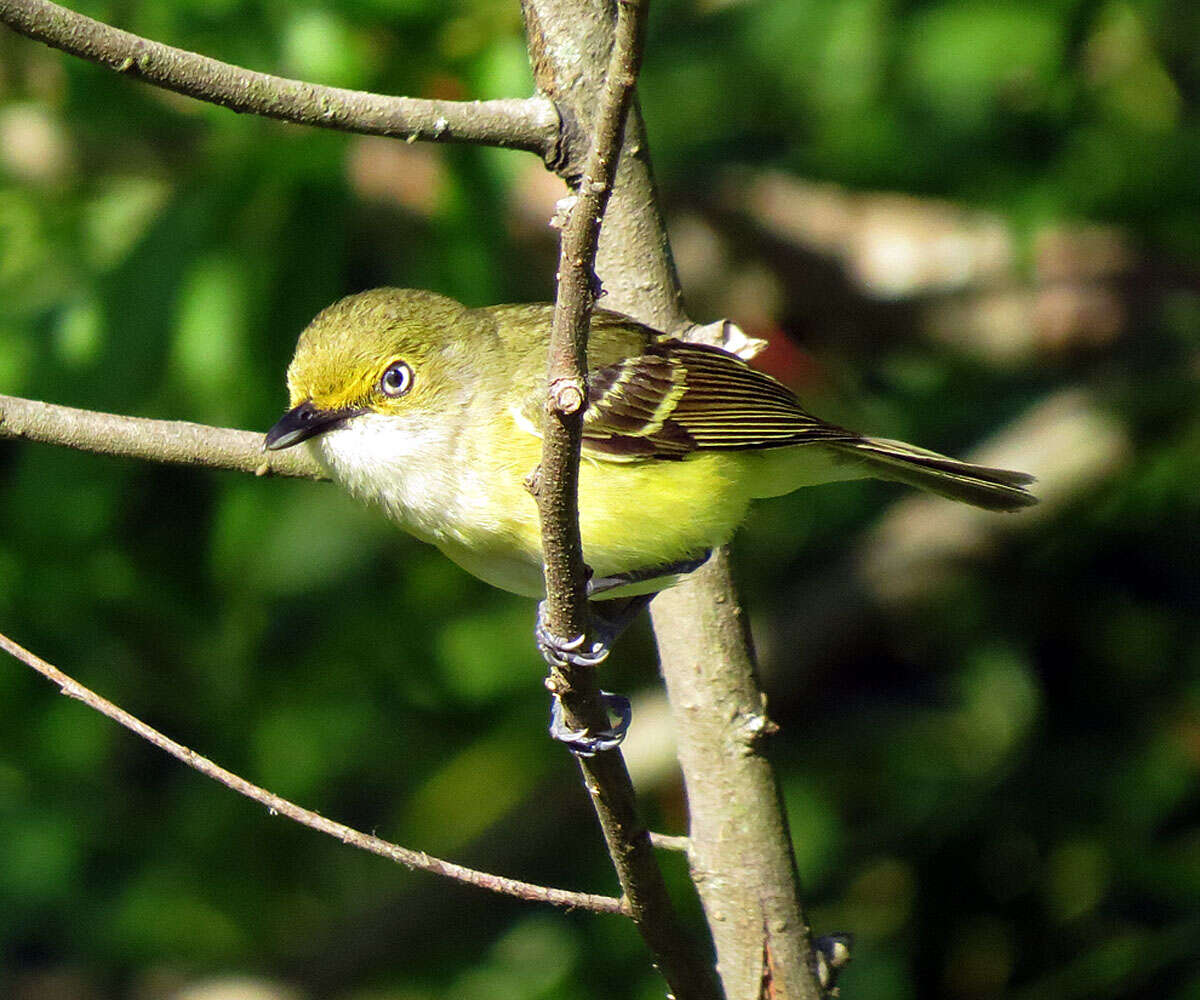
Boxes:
[523,0,825,993]
[0,394,324,480]
[648,832,690,852]
[0,0,559,156]
[535,0,648,734]
[0,629,626,916]
[521,1,684,323]
[528,1,719,998]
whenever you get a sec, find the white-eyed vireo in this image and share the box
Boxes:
[266,287,1035,589]
[264,288,1034,745]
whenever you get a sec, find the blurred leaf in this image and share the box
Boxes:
[0,811,82,906]
[282,9,378,89]
[903,2,1064,129]
[400,716,550,853]
[106,868,246,962]
[170,253,250,421]
[210,480,385,596]
[83,175,171,272]
[449,917,578,1000]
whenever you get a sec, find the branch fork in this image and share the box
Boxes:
[0,0,827,994]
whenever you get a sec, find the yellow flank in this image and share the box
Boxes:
[413,450,750,599]
[578,451,748,582]
[268,288,1037,600]
[419,427,854,599]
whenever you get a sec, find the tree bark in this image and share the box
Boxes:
[0,0,559,154]
[531,1,721,995]
[520,2,824,997]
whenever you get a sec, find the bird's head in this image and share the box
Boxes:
[264,288,479,451]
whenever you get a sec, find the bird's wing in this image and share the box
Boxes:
[575,341,858,460]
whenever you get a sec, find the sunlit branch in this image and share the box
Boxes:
[529,0,720,996]
[0,630,628,916]
[0,394,323,480]
[0,0,560,156]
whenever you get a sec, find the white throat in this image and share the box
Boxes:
[312,411,479,545]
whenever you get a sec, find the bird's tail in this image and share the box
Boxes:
[835,436,1037,512]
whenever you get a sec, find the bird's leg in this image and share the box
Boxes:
[535,551,712,668]
[585,552,712,600]
[547,690,632,757]
[538,551,711,754]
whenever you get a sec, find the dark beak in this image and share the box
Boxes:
[264,401,361,451]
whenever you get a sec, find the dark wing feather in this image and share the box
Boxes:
[581,341,857,460]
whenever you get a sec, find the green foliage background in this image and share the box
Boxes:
[2,0,1199,997]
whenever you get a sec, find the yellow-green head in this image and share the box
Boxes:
[267,288,487,451]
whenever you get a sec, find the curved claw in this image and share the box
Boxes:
[814,933,853,992]
[549,691,633,756]
[535,601,611,667]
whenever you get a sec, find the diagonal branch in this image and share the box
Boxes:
[0,0,560,157]
[528,1,719,998]
[0,393,324,480]
[0,629,627,916]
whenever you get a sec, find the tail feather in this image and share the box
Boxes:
[838,436,1037,512]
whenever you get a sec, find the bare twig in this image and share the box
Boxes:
[0,629,627,916]
[535,0,648,752]
[521,1,682,318]
[0,0,559,157]
[0,393,324,480]
[523,0,824,994]
[648,832,690,852]
[528,2,719,998]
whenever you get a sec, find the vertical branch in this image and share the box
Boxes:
[523,2,825,997]
[535,4,641,764]
[528,2,719,998]
[652,552,823,999]
[523,0,685,332]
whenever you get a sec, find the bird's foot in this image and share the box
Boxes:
[534,552,713,668]
[535,602,633,755]
[534,554,711,754]
[535,601,612,667]
[549,690,632,756]
[534,594,659,668]
[814,933,853,994]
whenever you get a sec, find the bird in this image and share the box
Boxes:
[265,288,1036,750]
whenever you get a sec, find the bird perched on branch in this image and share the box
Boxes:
[266,288,1036,750]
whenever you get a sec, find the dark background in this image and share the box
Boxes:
[1,0,1198,997]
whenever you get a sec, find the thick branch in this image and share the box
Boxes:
[523,1,824,997]
[529,2,718,998]
[0,394,324,480]
[653,552,820,998]
[0,630,625,916]
[0,0,559,156]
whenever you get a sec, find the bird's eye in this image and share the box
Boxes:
[379,360,414,398]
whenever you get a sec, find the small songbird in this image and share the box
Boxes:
[265,288,1036,749]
